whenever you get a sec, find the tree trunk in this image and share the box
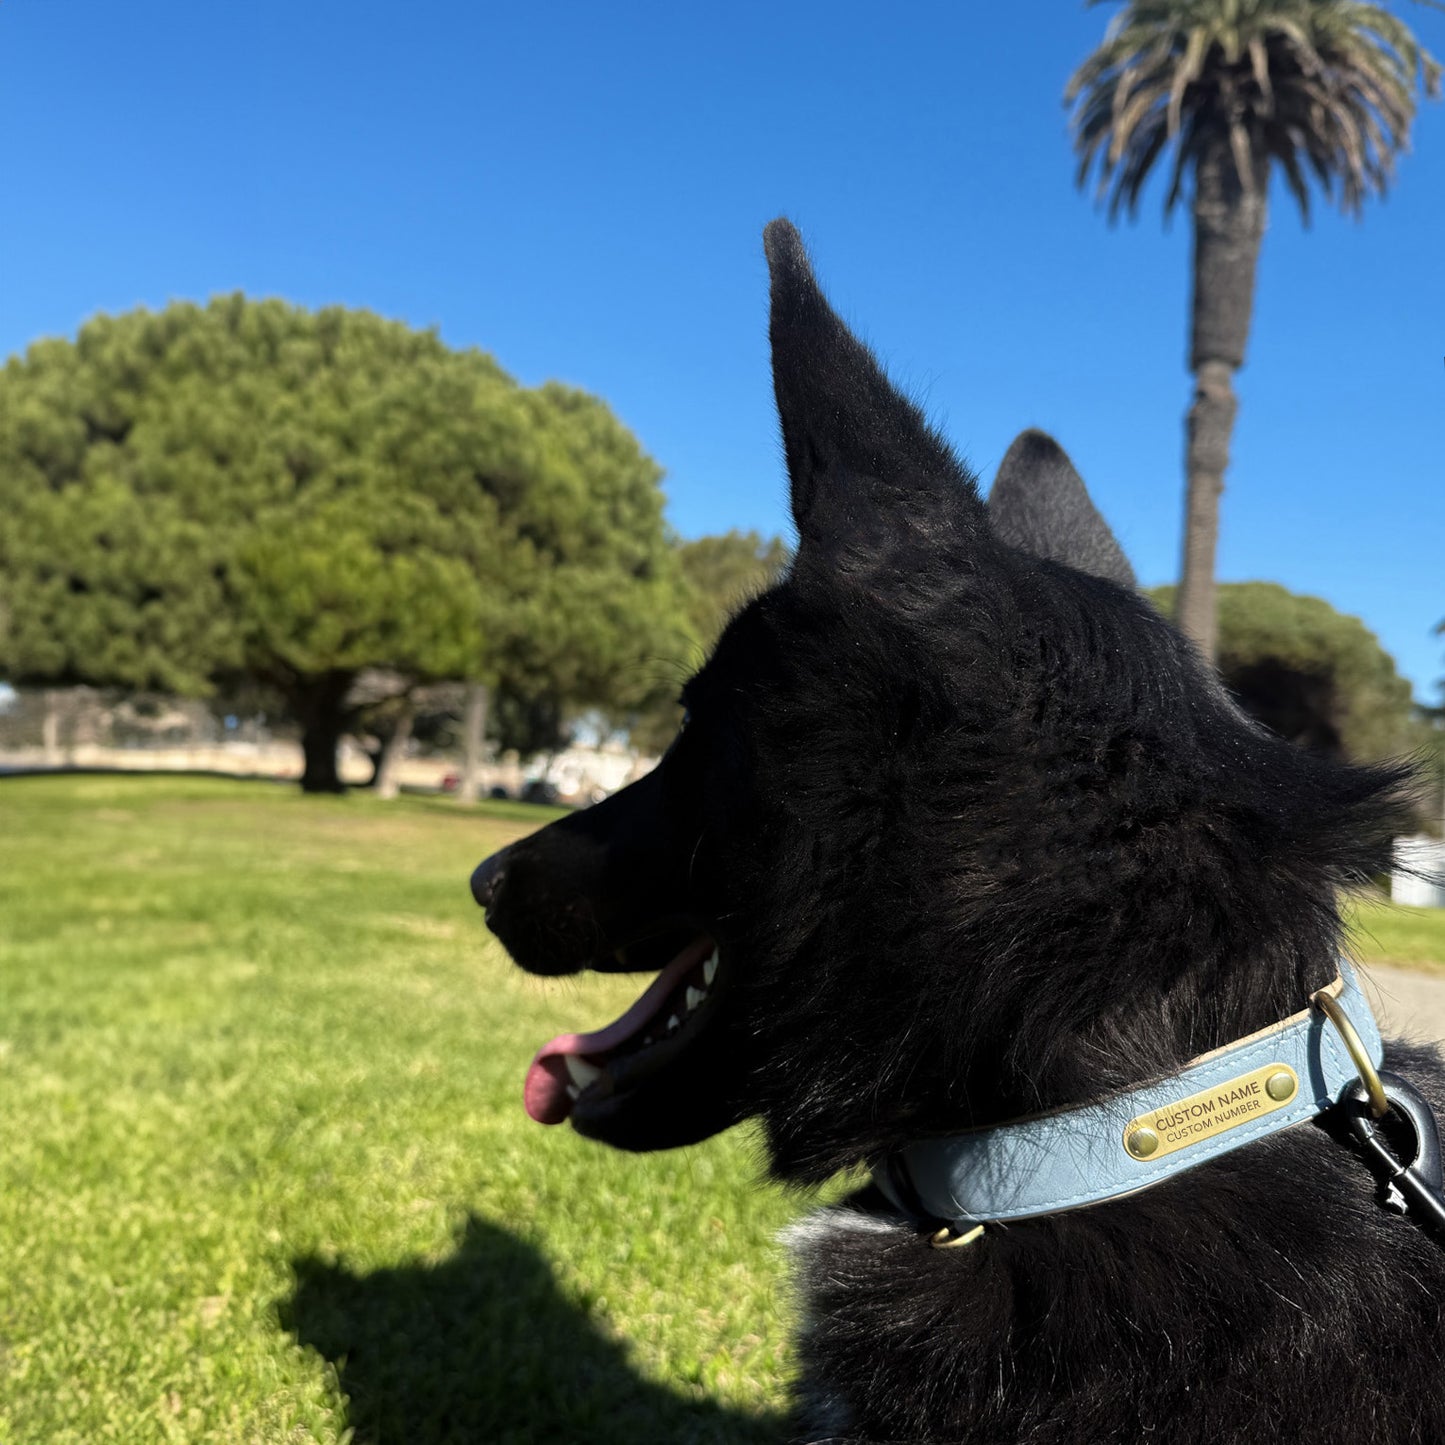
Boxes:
[455,682,490,804]
[373,699,414,800]
[1178,138,1267,662]
[42,690,62,764]
[1180,360,1237,661]
[362,742,383,788]
[293,670,353,794]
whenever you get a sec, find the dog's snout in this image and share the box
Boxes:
[470,851,508,912]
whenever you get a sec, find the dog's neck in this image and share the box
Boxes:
[758,891,1351,1182]
[967,902,1349,1126]
[874,960,1381,1230]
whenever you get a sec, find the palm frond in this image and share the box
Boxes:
[1248,35,1274,105]
[1067,0,1442,223]
[1171,27,1212,133]
[1269,134,1314,220]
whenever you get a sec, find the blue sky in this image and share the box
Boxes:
[2,1,1442,699]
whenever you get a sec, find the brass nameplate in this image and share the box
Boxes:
[1122,1063,1298,1162]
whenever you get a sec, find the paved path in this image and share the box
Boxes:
[1365,965,1445,1048]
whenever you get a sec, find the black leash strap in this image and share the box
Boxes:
[1337,1071,1445,1240]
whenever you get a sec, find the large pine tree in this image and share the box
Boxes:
[0,299,690,790]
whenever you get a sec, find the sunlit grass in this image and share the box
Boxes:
[6,775,1439,1443]
[1347,892,1445,972]
[0,776,793,1444]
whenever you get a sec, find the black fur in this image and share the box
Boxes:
[473,220,1441,1443]
[989,429,1136,588]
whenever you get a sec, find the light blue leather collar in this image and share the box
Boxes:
[875,960,1383,1227]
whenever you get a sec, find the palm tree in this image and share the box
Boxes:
[1068,0,1439,660]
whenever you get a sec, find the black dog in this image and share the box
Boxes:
[472,221,1444,1443]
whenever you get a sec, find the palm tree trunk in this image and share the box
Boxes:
[1179,138,1267,661]
[1180,360,1238,660]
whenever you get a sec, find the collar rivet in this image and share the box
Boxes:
[1266,1070,1297,1102]
[1126,1127,1159,1159]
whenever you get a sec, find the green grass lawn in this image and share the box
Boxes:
[0,776,798,1445]
[1347,893,1445,971]
[3,776,1443,1445]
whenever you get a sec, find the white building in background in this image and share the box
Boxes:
[1393,836,1445,909]
[533,739,654,803]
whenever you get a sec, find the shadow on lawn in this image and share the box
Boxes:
[280,1213,781,1445]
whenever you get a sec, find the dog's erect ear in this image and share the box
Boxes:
[987,430,1135,587]
[763,219,985,560]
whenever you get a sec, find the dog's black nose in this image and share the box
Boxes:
[470,851,507,912]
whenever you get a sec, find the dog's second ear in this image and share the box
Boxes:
[988,431,1136,587]
[764,219,986,567]
[988,430,1135,587]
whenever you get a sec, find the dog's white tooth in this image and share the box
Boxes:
[685,986,705,1012]
[703,952,718,986]
[667,1014,681,1032]
[565,1056,602,1088]
[565,1083,581,1100]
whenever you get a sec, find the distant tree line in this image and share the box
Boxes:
[0,297,1425,798]
[1151,581,1425,766]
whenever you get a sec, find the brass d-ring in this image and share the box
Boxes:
[929,1223,986,1250]
[1313,987,1388,1119]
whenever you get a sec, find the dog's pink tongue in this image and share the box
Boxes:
[523,939,712,1124]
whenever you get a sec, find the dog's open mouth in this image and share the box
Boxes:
[524,936,721,1124]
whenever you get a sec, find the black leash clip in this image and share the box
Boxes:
[1342,1071,1445,1235]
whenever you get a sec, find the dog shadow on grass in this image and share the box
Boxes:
[280,1213,781,1445]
